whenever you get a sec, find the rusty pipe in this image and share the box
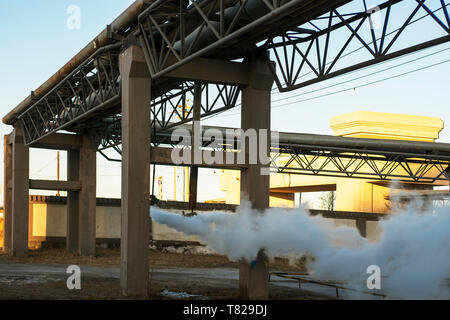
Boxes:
[3,0,153,125]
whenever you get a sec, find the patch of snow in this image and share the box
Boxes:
[160,289,208,300]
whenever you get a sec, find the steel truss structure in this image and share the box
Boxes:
[150,82,240,131]
[18,44,122,145]
[271,145,450,182]
[7,0,450,183]
[264,0,450,91]
[97,82,240,154]
[136,0,344,78]
[98,125,450,183]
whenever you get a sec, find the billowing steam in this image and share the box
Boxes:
[151,200,449,299]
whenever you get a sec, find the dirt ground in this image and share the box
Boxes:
[0,247,308,271]
[0,247,326,300]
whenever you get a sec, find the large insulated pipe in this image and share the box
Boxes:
[170,0,351,55]
[153,123,450,156]
[3,0,153,125]
[172,0,272,53]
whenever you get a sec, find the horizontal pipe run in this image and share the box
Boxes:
[144,0,306,78]
[154,123,450,158]
[23,95,121,146]
[3,0,153,125]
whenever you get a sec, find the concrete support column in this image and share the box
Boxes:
[67,148,80,253]
[119,45,151,297]
[3,135,12,252]
[356,220,367,238]
[78,136,97,256]
[239,58,274,299]
[189,82,202,211]
[11,128,29,256]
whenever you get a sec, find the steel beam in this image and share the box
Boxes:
[265,0,450,91]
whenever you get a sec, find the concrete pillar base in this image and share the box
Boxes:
[239,250,270,300]
[356,220,367,238]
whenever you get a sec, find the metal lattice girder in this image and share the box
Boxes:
[263,0,450,91]
[98,124,450,182]
[137,0,349,78]
[271,147,450,182]
[10,0,450,147]
[151,81,241,131]
[97,82,241,152]
[17,44,122,145]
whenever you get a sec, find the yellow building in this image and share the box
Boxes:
[220,111,445,213]
[0,196,199,249]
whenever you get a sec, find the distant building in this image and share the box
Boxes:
[219,111,446,213]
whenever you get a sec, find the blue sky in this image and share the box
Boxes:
[0,1,449,201]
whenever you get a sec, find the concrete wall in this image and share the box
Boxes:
[1,199,383,248]
[27,200,197,244]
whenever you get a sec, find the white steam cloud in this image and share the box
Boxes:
[151,200,450,299]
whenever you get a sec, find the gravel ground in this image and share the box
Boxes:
[0,247,329,300]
